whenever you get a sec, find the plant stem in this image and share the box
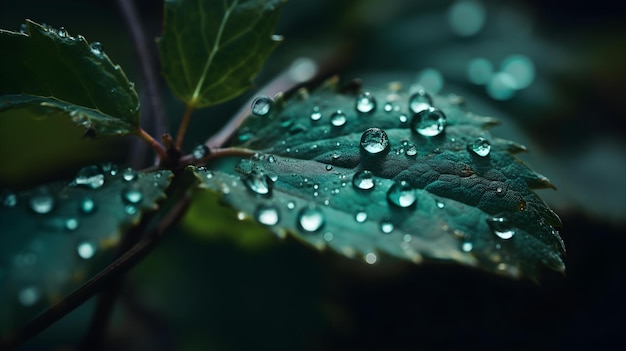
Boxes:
[136,127,168,162]
[175,105,195,151]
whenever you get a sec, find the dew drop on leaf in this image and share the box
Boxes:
[352,170,375,191]
[251,96,272,116]
[310,106,322,121]
[102,162,118,176]
[76,241,97,259]
[192,144,209,159]
[122,188,143,204]
[79,197,95,214]
[297,205,325,233]
[65,218,79,231]
[125,205,138,215]
[380,220,394,234]
[122,168,137,182]
[29,194,54,214]
[383,102,393,112]
[330,110,347,127]
[243,171,273,197]
[408,89,433,114]
[468,137,491,157]
[411,107,447,137]
[287,201,296,210]
[90,41,103,56]
[73,165,105,189]
[355,210,368,223]
[387,181,417,208]
[360,128,390,154]
[405,143,418,156]
[461,241,474,252]
[355,91,377,114]
[256,205,280,226]
[486,216,515,239]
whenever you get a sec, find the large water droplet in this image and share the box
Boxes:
[244,171,273,197]
[408,90,433,114]
[122,188,143,204]
[90,41,103,56]
[122,168,137,182]
[411,107,447,137]
[74,165,105,189]
[310,106,322,121]
[468,137,491,157]
[298,206,325,233]
[352,170,375,191]
[405,143,418,156]
[486,216,515,239]
[387,181,417,208]
[355,211,368,223]
[30,194,54,214]
[251,96,272,116]
[256,205,279,226]
[192,144,209,159]
[330,110,347,127]
[2,191,17,207]
[360,128,389,154]
[355,91,377,114]
[380,220,394,234]
[80,197,96,214]
[77,241,97,259]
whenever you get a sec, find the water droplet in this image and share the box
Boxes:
[330,110,347,127]
[251,96,272,116]
[355,211,368,223]
[58,27,68,37]
[297,206,325,233]
[90,41,103,55]
[405,143,418,156]
[380,220,394,234]
[192,144,209,159]
[408,90,433,114]
[437,201,445,209]
[486,216,515,239]
[256,206,279,226]
[352,170,375,190]
[73,165,105,189]
[399,114,408,123]
[125,205,138,215]
[77,241,97,259]
[325,164,333,171]
[18,286,41,306]
[355,91,377,114]
[102,163,118,176]
[2,191,17,207]
[360,128,389,154]
[387,181,417,208]
[122,168,137,182]
[268,155,276,163]
[365,252,377,264]
[237,212,245,220]
[63,217,79,231]
[122,188,143,204]
[468,137,491,157]
[383,103,393,112]
[244,171,273,197]
[30,194,54,214]
[461,241,473,252]
[411,107,447,137]
[287,201,296,210]
[309,106,322,121]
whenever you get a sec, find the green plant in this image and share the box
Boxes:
[0,0,565,349]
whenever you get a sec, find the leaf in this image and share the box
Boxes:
[0,21,140,136]
[0,165,172,335]
[158,0,286,108]
[196,79,565,279]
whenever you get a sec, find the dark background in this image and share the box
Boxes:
[1,0,625,350]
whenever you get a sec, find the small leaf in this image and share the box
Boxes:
[199,79,565,279]
[0,21,140,136]
[0,165,172,335]
[158,0,286,108]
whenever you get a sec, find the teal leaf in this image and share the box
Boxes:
[198,79,565,279]
[0,165,172,335]
[158,0,286,108]
[0,21,140,136]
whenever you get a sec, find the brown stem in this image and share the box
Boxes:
[136,127,168,162]
[175,105,195,151]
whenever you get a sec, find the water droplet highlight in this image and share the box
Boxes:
[461,241,473,252]
[77,241,97,259]
[411,107,447,137]
[486,216,515,239]
[251,96,272,116]
[310,106,322,121]
[30,194,54,214]
[380,220,394,234]
[244,171,273,197]
[408,90,433,114]
[65,218,79,231]
[387,181,417,208]
[122,168,137,182]
[468,137,491,157]
[122,188,143,204]
[352,170,375,191]
[256,206,279,226]
[192,144,209,159]
[330,110,347,127]
[360,128,389,154]
[90,41,103,56]
[74,165,105,189]
[298,206,325,233]
[355,211,368,223]
[355,91,377,114]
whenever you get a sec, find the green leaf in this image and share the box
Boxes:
[0,21,140,136]
[197,79,565,279]
[0,165,172,335]
[158,0,286,108]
